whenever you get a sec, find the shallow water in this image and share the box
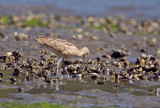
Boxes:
[1,75,160,107]
[1,69,160,97]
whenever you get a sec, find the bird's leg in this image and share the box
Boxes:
[56,58,63,74]
[83,55,85,65]
[82,55,85,72]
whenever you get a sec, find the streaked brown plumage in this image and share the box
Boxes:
[35,36,89,73]
[35,36,89,59]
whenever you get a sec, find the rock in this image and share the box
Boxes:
[72,34,82,40]
[12,68,21,76]
[108,31,115,37]
[12,50,22,60]
[147,38,157,45]
[84,32,91,37]
[0,32,4,38]
[18,85,34,93]
[157,48,160,56]
[0,72,4,77]
[90,73,100,80]
[140,48,147,52]
[139,59,145,66]
[102,54,111,59]
[9,77,16,82]
[14,32,28,41]
[111,49,129,58]
[91,36,98,40]
[88,17,94,23]
[6,52,12,57]
[76,28,83,33]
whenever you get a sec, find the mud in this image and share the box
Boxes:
[6,89,160,107]
[0,6,160,108]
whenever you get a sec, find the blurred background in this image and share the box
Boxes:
[0,0,159,19]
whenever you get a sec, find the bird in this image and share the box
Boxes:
[35,36,89,73]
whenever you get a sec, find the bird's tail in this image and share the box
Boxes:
[34,36,47,44]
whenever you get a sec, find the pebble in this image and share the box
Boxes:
[0,73,4,77]
[9,77,16,82]
[147,38,157,44]
[72,34,82,40]
[111,49,129,58]
[14,33,28,41]
[90,73,100,80]
[91,36,98,40]
[157,48,160,56]
[0,32,4,38]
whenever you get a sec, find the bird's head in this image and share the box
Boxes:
[80,47,89,64]
[81,47,89,55]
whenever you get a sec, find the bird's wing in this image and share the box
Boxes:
[44,38,78,53]
[62,48,80,58]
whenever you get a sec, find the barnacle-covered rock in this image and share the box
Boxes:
[111,49,129,58]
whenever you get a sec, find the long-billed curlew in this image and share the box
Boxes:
[35,36,89,73]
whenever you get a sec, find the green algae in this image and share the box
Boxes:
[0,16,11,24]
[22,18,47,27]
[0,102,68,108]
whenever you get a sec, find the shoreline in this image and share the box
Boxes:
[0,4,160,20]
